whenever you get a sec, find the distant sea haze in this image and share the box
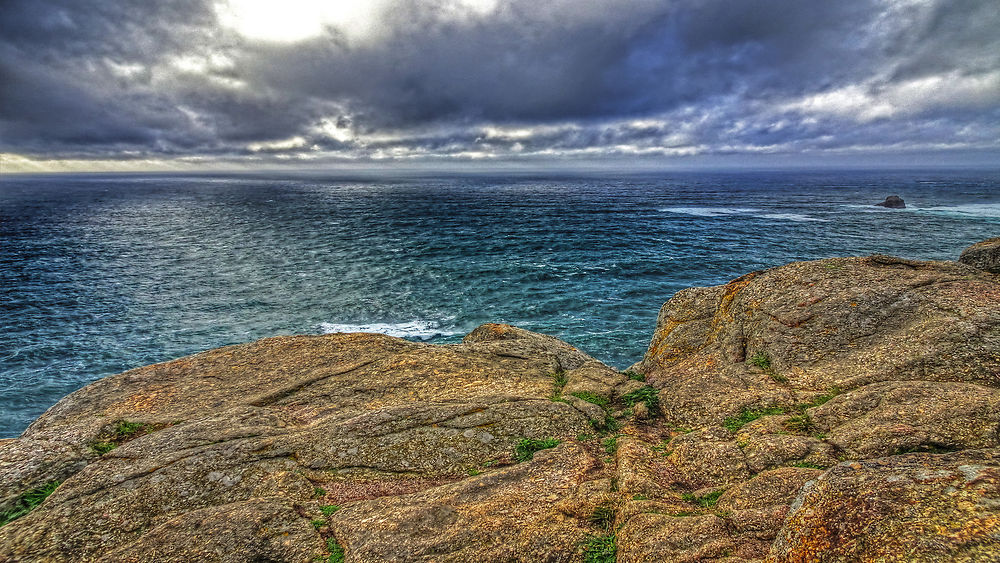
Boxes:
[2,169,999,437]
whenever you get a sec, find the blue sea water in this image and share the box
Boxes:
[2,169,999,437]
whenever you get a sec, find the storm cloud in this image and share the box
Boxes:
[1,0,998,170]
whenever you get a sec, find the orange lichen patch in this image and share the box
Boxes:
[115,390,174,412]
[706,273,757,339]
[479,323,515,337]
[646,319,687,360]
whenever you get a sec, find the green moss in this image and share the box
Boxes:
[623,370,645,382]
[582,533,616,563]
[577,433,594,442]
[682,489,724,508]
[550,370,568,398]
[794,387,843,411]
[602,435,619,455]
[312,486,327,498]
[0,481,60,527]
[723,406,785,432]
[651,439,673,457]
[89,441,118,455]
[791,461,826,469]
[589,414,620,435]
[514,438,560,462]
[749,351,772,371]
[326,538,345,563]
[632,494,648,500]
[311,519,325,530]
[320,505,341,516]
[784,413,814,433]
[621,386,660,416]
[571,392,610,408]
[88,419,155,455]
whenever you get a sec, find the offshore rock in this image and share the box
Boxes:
[2,240,1000,562]
[875,195,906,208]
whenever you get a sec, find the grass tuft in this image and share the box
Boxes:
[326,538,345,563]
[590,414,620,435]
[320,505,341,517]
[89,419,154,455]
[723,406,785,432]
[749,351,772,371]
[550,370,568,399]
[784,413,814,433]
[791,461,826,469]
[582,533,616,563]
[514,438,560,462]
[621,386,660,416]
[588,505,615,532]
[602,435,619,455]
[0,481,60,527]
[571,392,610,408]
[794,386,843,412]
[623,370,645,382]
[681,489,724,508]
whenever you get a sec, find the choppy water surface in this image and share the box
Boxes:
[2,169,999,436]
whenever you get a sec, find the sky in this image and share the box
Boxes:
[1,0,998,173]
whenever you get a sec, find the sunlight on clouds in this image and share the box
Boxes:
[315,117,355,143]
[783,71,1000,122]
[215,0,498,43]
[215,0,386,42]
[247,136,308,152]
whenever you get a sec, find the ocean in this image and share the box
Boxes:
[2,168,999,437]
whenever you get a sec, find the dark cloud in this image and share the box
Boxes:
[0,0,997,168]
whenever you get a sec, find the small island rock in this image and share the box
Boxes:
[875,195,906,208]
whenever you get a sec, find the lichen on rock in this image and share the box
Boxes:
[2,239,1000,561]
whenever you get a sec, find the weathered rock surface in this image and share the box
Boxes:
[2,240,1000,561]
[960,236,1000,274]
[875,195,906,208]
[768,450,1000,562]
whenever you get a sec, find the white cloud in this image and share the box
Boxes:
[782,70,1000,122]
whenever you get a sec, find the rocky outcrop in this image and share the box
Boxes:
[875,195,906,208]
[960,236,1000,274]
[2,241,999,561]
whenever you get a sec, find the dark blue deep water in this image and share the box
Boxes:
[2,169,999,437]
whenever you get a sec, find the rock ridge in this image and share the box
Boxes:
[1,240,999,561]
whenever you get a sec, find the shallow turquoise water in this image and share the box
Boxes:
[2,169,999,437]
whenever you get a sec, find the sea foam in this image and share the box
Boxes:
[318,320,462,340]
[659,207,760,217]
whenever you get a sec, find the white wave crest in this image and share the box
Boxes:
[318,320,461,340]
[659,207,760,217]
[919,203,1000,218]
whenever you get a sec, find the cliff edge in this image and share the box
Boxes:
[1,240,999,562]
